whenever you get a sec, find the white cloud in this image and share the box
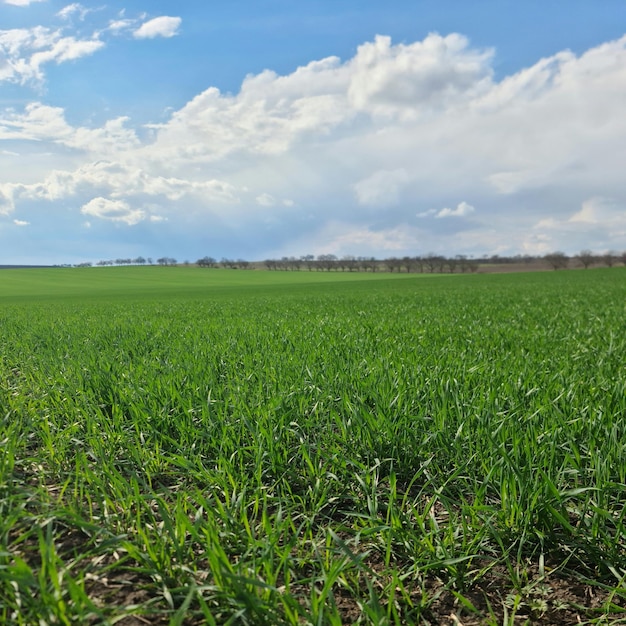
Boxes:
[309,222,421,258]
[0,9,180,90]
[568,197,617,224]
[256,193,275,206]
[31,36,104,67]
[347,34,493,119]
[353,169,410,207]
[107,19,134,33]
[57,4,90,20]
[534,197,625,231]
[528,197,626,254]
[0,103,139,153]
[435,201,475,218]
[2,32,626,259]
[0,26,104,85]
[13,218,29,226]
[80,197,146,225]
[3,0,46,5]
[0,186,16,214]
[417,202,475,219]
[133,16,181,39]
[416,209,436,218]
[0,157,239,233]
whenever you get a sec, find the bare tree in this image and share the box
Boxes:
[385,257,403,272]
[444,257,458,273]
[197,256,216,268]
[301,255,315,271]
[576,250,595,269]
[601,251,618,267]
[544,251,569,270]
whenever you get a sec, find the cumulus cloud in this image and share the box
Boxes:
[529,197,626,253]
[256,193,276,206]
[312,222,421,257]
[0,26,104,85]
[8,160,236,202]
[107,19,134,33]
[435,201,475,218]
[3,0,46,5]
[353,169,410,207]
[0,10,181,88]
[0,103,139,152]
[146,32,494,167]
[0,187,15,214]
[133,16,181,39]
[2,31,626,259]
[568,197,620,225]
[81,197,146,225]
[417,202,475,219]
[347,34,493,119]
[58,4,91,20]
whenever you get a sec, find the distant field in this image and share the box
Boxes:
[0,266,421,302]
[0,267,624,624]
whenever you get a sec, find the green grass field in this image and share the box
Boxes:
[1,267,625,624]
[0,266,421,302]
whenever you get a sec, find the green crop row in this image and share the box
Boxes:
[0,268,625,624]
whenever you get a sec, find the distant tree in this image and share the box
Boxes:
[317,254,337,271]
[340,255,357,272]
[544,251,569,270]
[601,251,618,267]
[385,257,403,272]
[157,257,176,266]
[412,256,425,273]
[357,257,376,272]
[401,256,414,273]
[444,257,458,273]
[369,257,381,272]
[424,253,440,273]
[280,256,299,271]
[456,255,471,273]
[134,256,147,265]
[576,250,595,269]
[301,255,316,271]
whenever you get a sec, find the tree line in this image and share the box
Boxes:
[73,257,178,268]
[71,249,626,272]
[238,251,625,273]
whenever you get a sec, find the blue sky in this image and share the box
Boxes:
[1,1,625,264]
